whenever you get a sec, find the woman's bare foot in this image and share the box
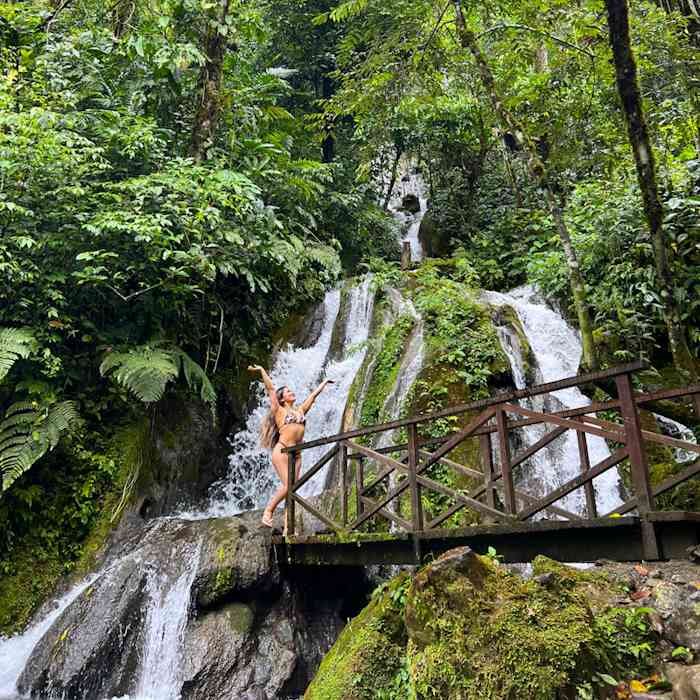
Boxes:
[261,508,274,528]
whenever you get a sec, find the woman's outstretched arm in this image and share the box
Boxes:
[300,379,334,414]
[248,365,279,412]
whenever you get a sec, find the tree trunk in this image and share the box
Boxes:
[189,0,231,162]
[605,0,697,380]
[382,146,402,210]
[453,1,598,370]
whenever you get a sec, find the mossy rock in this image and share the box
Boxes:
[307,549,657,700]
[305,573,410,700]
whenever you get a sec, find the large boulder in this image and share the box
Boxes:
[18,515,368,700]
[305,548,651,700]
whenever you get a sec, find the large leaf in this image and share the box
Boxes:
[0,401,82,492]
[0,327,36,382]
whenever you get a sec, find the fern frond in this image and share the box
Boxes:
[175,350,217,408]
[100,348,179,403]
[100,345,216,408]
[0,327,36,382]
[0,401,82,492]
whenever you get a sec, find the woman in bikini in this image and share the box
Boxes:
[248,364,334,531]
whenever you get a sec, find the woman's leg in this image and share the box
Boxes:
[266,445,302,515]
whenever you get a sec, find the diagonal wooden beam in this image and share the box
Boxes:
[360,495,412,531]
[510,426,568,469]
[293,493,345,534]
[415,473,515,523]
[346,410,497,531]
[606,458,700,516]
[518,448,628,520]
[292,446,339,493]
[502,403,625,442]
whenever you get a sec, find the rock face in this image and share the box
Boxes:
[18,515,370,700]
[306,548,681,700]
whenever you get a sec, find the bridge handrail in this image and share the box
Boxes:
[283,360,648,454]
[283,359,700,562]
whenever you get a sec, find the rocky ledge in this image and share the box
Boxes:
[18,514,370,700]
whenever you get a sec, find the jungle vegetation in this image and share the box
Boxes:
[0,0,698,628]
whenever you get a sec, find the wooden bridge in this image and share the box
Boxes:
[278,361,700,565]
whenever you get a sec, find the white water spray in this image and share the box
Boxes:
[483,285,622,515]
[0,576,98,700]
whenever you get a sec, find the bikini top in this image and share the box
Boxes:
[280,409,306,428]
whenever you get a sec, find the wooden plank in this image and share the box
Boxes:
[502,403,625,442]
[419,408,497,473]
[293,493,345,534]
[415,473,515,523]
[510,426,567,470]
[286,362,647,453]
[340,443,348,527]
[577,432,597,519]
[480,432,496,514]
[291,446,339,493]
[517,448,629,521]
[419,450,483,480]
[408,424,424,534]
[355,456,365,519]
[496,408,516,514]
[360,495,412,531]
[580,414,700,454]
[635,384,700,405]
[286,450,297,536]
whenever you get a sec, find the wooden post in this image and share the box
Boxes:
[339,442,348,527]
[616,372,659,559]
[480,432,496,518]
[496,407,516,515]
[577,431,598,519]
[286,449,296,537]
[355,456,365,521]
[408,423,424,563]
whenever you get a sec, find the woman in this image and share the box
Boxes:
[248,364,334,533]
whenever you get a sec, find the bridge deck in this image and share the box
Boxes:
[275,512,700,566]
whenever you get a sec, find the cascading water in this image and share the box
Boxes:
[197,275,376,517]
[0,577,97,700]
[388,168,427,262]
[483,285,623,515]
[134,540,202,700]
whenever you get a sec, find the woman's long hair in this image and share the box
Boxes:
[260,386,286,449]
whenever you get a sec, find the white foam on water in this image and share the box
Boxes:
[133,540,202,700]
[484,285,622,515]
[183,276,375,518]
[388,168,426,262]
[0,576,98,700]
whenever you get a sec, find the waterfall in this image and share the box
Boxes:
[0,577,98,700]
[133,540,202,700]
[483,285,622,515]
[376,298,424,450]
[388,168,427,262]
[654,414,698,464]
[191,275,375,518]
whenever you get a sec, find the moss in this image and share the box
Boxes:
[223,602,254,635]
[0,420,148,636]
[308,551,657,700]
[360,314,415,428]
[305,574,410,700]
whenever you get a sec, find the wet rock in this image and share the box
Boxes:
[687,545,700,564]
[401,193,421,213]
[665,662,700,700]
[651,581,700,652]
[534,572,555,586]
[417,211,450,258]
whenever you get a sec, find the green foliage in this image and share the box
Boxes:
[100,345,215,407]
[0,327,37,382]
[0,400,82,492]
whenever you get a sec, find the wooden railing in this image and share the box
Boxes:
[284,361,700,559]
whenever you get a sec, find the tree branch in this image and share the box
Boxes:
[478,23,595,58]
[105,282,164,303]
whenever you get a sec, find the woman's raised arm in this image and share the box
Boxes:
[300,378,334,414]
[248,365,279,412]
